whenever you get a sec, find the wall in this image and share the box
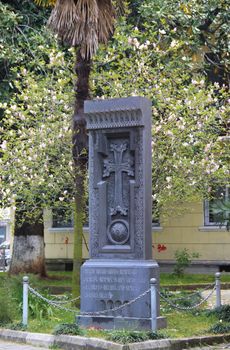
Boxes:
[44,209,89,269]
[153,202,230,272]
[44,203,229,271]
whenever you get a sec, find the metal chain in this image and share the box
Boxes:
[29,282,217,316]
[50,296,81,304]
[164,283,215,302]
[158,285,216,311]
[79,288,151,316]
[28,286,150,316]
[28,286,79,314]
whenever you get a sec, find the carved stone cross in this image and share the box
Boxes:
[79,97,164,331]
[103,142,134,216]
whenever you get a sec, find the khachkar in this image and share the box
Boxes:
[78,97,165,329]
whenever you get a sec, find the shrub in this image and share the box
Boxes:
[208,321,230,334]
[106,330,165,344]
[207,305,230,323]
[173,248,200,277]
[53,323,83,336]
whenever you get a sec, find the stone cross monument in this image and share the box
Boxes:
[78,97,164,329]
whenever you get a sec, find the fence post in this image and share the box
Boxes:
[22,276,29,326]
[150,278,157,331]
[215,272,221,308]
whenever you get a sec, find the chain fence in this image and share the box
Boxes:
[28,282,217,315]
[158,284,216,311]
[28,285,150,316]
[49,295,81,305]
[28,286,81,314]
[22,273,222,328]
[163,283,214,302]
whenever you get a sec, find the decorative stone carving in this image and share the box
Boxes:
[78,97,164,330]
[108,220,129,245]
[103,142,134,217]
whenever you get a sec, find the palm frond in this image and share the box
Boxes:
[48,0,78,35]
[74,0,99,58]
[98,0,115,44]
[48,0,116,58]
[34,0,56,7]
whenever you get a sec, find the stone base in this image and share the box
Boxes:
[78,259,164,330]
[77,315,167,330]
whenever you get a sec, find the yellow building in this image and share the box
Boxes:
[153,200,230,273]
[44,209,89,271]
[44,186,230,273]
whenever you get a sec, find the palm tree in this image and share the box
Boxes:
[34,0,118,297]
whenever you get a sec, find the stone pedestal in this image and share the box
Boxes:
[77,97,165,329]
[78,260,166,329]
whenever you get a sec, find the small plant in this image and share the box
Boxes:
[6,322,27,331]
[173,248,200,277]
[27,289,54,320]
[53,323,83,336]
[207,305,230,323]
[208,321,230,334]
[106,330,165,344]
[160,288,202,312]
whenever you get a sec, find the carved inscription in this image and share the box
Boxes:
[103,142,134,216]
[83,268,146,299]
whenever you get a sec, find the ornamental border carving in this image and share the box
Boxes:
[86,110,143,130]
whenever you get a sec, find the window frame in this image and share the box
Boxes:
[204,185,230,226]
[51,207,89,229]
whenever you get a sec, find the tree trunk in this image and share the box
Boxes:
[10,215,46,276]
[72,49,91,301]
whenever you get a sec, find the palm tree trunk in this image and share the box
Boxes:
[72,49,91,302]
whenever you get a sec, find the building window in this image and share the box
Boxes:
[52,207,89,228]
[152,199,161,227]
[204,185,230,226]
[0,225,6,244]
[52,208,73,228]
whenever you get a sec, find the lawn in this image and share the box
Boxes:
[0,271,229,341]
[160,273,230,286]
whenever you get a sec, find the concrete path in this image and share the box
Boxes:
[202,289,230,308]
[0,339,54,350]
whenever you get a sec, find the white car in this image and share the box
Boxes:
[0,241,11,267]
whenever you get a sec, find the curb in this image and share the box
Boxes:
[1,329,230,350]
[0,329,123,350]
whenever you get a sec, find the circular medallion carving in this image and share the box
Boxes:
[108,220,129,245]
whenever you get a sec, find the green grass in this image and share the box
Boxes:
[27,311,74,334]
[2,271,228,290]
[163,311,218,338]
[160,273,230,286]
[0,272,76,334]
[35,271,73,288]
